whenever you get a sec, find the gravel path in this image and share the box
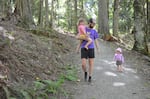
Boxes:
[73,40,150,99]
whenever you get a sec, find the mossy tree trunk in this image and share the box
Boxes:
[50,0,54,28]
[14,0,34,28]
[38,0,43,27]
[113,0,120,37]
[133,0,148,54]
[45,0,49,28]
[147,0,150,42]
[98,0,110,40]
[66,0,72,31]
[74,0,78,33]
[146,0,150,54]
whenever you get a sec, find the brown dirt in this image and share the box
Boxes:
[0,22,78,99]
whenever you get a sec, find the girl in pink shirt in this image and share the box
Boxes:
[76,18,92,51]
[114,48,124,72]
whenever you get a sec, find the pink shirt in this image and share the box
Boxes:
[78,25,86,35]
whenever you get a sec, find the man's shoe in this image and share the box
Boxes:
[84,72,87,81]
[88,76,92,82]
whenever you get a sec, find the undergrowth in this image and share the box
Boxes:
[8,65,77,99]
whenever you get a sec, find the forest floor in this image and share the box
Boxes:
[0,21,150,99]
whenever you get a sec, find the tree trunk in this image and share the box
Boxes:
[50,0,54,28]
[27,0,34,28]
[14,0,34,28]
[113,0,120,37]
[56,0,60,26]
[66,0,71,30]
[146,0,150,54]
[74,0,78,33]
[98,0,110,40]
[38,0,43,27]
[79,0,86,18]
[147,0,150,41]
[133,0,148,54]
[45,0,49,28]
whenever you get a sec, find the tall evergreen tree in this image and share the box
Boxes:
[113,0,120,37]
[98,0,110,40]
[133,0,148,54]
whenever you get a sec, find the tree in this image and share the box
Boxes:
[147,0,150,41]
[38,0,43,27]
[133,0,148,54]
[119,0,134,33]
[98,0,110,40]
[45,0,49,28]
[14,0,34,28]
[74,0,78,33]
[50,0,54,28]
[146,0,150,54]
[113,0,120,37]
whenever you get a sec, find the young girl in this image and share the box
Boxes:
[76,18,92,51]
[113,48,124,72]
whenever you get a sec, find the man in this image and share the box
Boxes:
[76,18,100,82]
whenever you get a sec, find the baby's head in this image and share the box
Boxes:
[116,48,122,54]
[77,18,85,26]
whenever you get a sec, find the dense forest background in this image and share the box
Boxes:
[0,0,150,55]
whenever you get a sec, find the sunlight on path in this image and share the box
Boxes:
[94,66,103,70]
[124,67,137,73]
[102,60,115,65]
[104,71,117,77]
[113,82,126,87]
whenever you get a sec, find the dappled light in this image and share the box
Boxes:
[134,75,140,79]
[102,60,115,65]
[104,71,118,77]
[113,82,126,87]
[124,67,137,73]
[95,66,103,70]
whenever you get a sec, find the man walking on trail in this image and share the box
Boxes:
[76,18,100,82]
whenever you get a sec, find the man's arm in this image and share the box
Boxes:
[76,40,81,53]
[95,39,100,54]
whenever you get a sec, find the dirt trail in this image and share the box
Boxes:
[73,40,150,99]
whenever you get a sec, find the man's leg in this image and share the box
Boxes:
[88,58,94,82]
[81,58,87,80]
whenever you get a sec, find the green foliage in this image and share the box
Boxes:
[119,0,134,33]
[12,65,78,99]
[109,0,134,33]
[61,65,78,81]
[20,90,32,99]
[63,69,78,81]
[41,79,64,94]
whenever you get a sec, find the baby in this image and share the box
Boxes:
[113,48,124,72]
